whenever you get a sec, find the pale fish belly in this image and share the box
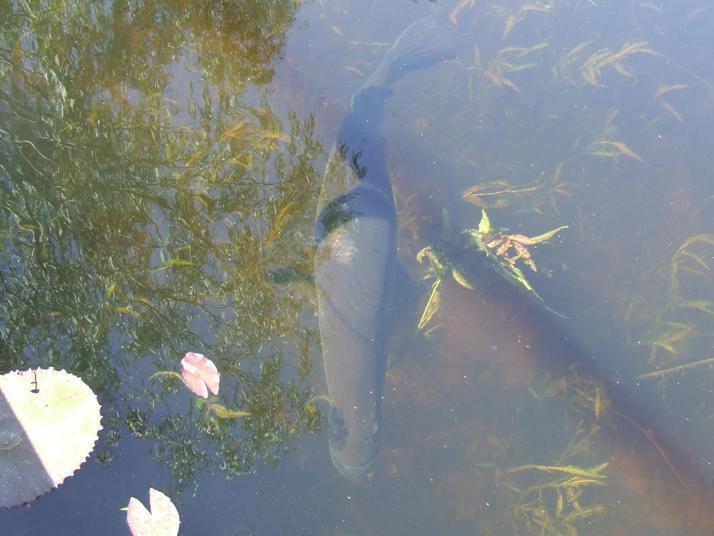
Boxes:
[315,215,394,479]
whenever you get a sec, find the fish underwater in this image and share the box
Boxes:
[314,17,456,480]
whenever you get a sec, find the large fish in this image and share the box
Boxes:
[314,17,456,479]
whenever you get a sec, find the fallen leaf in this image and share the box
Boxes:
[180,352,220,398]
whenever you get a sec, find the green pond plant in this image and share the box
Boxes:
[417,208,568,331]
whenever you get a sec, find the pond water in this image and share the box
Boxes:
[2,1,714,534]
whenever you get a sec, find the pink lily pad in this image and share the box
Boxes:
[180,352,219,398]
[126,487,180,536]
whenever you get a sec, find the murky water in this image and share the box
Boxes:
[2,1,714,534]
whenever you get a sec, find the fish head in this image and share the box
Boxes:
[328,404,380,480]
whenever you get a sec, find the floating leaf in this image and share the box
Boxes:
[180,352,220,398]
[125,488,180,536]
[0,369,102,508]
[148,370,183,383]
[209,403,250,420]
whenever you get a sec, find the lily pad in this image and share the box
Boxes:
[126,487,180,536]
[0,368,102,508]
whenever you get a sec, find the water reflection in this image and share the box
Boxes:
[0,0,322,495]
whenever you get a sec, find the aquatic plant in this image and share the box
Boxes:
[0,0,324,491]
[503,457,608,535]
[417,208,567,331]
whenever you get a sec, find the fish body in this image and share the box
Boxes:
[314,17,456,479]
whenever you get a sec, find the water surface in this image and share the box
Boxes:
[2,1,714,534]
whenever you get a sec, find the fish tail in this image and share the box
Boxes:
[360,17,457,93]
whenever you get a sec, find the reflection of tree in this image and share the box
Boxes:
[178,0,298,87]
[0,1,324,490]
